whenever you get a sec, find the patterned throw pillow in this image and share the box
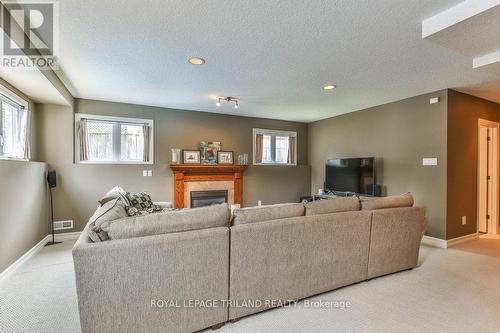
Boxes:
[125,192,162,216]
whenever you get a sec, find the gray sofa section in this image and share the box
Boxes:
[73,196,427,332]
[73,228,229,333]
[229,210,372,320]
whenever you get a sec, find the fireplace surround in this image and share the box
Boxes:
[169,164,247,208]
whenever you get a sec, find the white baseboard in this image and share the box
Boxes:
[53,231,81,242]
[422,233,479,249]
[0,231,81,282]
[447,233,479,247]
[422,235,448,248]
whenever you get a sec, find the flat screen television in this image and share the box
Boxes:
[325,158,376,196]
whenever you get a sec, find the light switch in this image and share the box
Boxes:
[142,170,148,177]
[147,170,153,177]
[422,158,438,166]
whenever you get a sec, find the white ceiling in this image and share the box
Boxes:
[54,0,500,122]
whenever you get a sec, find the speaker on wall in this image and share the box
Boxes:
[45,170,61,246]
[47,170,57,188]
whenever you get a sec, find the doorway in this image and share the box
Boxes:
[477,119,499,235]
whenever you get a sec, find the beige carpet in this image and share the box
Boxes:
[1,236,499,333]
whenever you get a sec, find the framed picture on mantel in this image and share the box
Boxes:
[217,151,234,164]
[182,150,201,164]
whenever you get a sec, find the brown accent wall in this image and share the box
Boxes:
[36,99,311,232]
[447,90,500,239]
[308,91,448,239]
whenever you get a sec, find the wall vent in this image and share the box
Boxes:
[53,220,73,231]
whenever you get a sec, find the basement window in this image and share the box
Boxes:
[75,114,154,164]
[0,86,30,161]
[253,128,297,165]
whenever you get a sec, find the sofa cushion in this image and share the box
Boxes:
[98,186,129,206]
[86,198,129,242]
[103,203,231,240]
[361,192,414,210]
[232,203,305,225]
[305,196,360,216]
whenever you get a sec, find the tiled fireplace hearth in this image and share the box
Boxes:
[169,164,247,208]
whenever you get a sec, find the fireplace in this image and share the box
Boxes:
[191,190,228,208]
[169,164,247,209]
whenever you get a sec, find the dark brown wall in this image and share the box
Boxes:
[447,90,500,239]
[309,91,448,239]
[36,99,311,232]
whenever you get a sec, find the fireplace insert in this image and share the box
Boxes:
[190,190,228,208]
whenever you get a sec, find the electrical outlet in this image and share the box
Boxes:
[147,170,153,177]
[462,216,467,225]
[142,170,148,177]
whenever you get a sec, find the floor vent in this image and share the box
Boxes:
[53,220,73,231]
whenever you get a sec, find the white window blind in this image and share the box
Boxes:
[253,128,297,165]
[75,114,153,164]
[0,90,30,160]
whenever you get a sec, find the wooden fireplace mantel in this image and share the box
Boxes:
[169,164,248,208]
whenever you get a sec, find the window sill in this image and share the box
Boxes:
[0,156,29,162]
[253,162,297,166]
[77,160,154,165]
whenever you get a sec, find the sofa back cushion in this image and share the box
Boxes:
[86,198,129,242]
[103,203,231,240]
[232,203,305,225]
[304,196,360,216]
[361,192,414,210]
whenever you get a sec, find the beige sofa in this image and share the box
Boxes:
[73,193,427,333]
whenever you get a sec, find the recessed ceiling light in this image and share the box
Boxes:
[323,85,336,90]
[188,57,205,65]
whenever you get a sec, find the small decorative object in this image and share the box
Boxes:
[199,141,221,164]
[237,153,249,165]
[171,148,181,164]
[182,150,201,164]
[217,151,234,164]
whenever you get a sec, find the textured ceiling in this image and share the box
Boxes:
[55,0,500,122]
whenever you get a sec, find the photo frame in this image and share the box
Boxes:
[199,141,221,164]
[217,151,234,164]
[182,150,201,164]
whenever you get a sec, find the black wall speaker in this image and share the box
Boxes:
[47,170,57,188]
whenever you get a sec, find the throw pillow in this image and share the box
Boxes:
[360,192,414,210]
[99,186,129,206]
[86,198,128,242]
[125,192,155,216]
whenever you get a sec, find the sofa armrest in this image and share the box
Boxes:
[72,227,229,333]
[153,201,173,209]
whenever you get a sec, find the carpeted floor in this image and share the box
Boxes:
[1,236,499,333]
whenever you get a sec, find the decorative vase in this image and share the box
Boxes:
[171,148,181,164]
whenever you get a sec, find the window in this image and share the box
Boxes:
[253,128,297,165]
[75,114,153,164]
[0,87,30,160]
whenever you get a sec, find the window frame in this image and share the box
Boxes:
[0,83,29,162]
[252,128,297,166]
[75,113,154,165]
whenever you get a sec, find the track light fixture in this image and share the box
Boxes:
[216,96,239,109]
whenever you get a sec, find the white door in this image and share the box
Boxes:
[478,126,488,233]
[478,120,499,235]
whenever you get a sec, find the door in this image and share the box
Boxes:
[478,120,499,235]
[478,126,488,233]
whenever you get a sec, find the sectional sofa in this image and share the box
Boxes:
[72,193,427,333]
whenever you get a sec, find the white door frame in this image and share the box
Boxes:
[477,119,500,235]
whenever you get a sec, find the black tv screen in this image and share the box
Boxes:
[325,158,376,195]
